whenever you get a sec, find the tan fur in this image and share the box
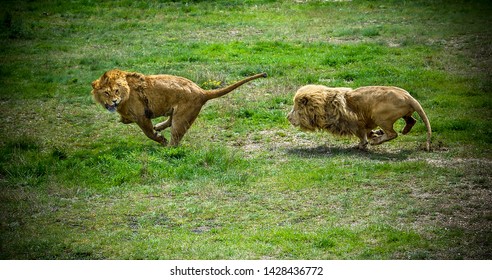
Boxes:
[91,69,266,146]
[287,85,432,151]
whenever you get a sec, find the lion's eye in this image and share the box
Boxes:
[104,91,110,97]
[115,89,119,95]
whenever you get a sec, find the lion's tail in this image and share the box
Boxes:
[409,97,432,151]
[203,73,267,100]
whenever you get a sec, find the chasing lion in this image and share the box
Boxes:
[287,85,432,151]
[91,69,267,146]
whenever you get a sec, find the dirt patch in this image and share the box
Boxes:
[408,158,492,259]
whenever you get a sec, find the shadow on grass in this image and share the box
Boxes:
[285,145,416,161]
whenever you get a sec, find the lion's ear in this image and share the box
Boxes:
[299,97,309,106]
[91,79,100,90]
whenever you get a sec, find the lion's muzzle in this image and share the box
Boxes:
[105,100,119,112]
[287,109,299,126]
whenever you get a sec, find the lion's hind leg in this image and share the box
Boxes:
[169,107,201,147]
[154,117,172,132]
[369,121,398,146]
[154,108,174,132]
[402,115,416,135]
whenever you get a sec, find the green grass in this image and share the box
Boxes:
[1,0,491,259]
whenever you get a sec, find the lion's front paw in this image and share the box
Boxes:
[357,140,368,150]
[152,133,168,146]
[368,129,384,139]
[158,136,168,146]
[161,137,169,146]
[369,136,384,145]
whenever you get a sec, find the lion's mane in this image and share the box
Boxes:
[293,86,358,136]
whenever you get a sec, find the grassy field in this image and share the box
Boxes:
[0,0,491,259]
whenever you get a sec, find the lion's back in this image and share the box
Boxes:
[350,86,413,108]
[145,75,204,102]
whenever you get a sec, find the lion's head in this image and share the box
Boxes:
[287,85,353,132]
[91,69,145,112]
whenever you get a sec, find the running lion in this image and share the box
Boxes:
[287,85,432,151]
[91,69,267,146]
